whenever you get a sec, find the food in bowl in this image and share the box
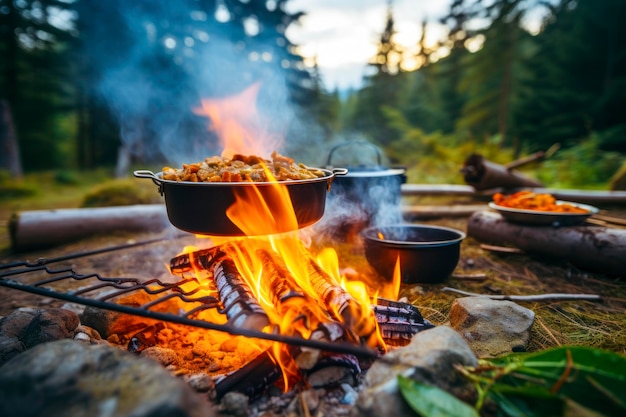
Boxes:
[361,224,466,284]
[162,151,326,183]
[492,191,589,213]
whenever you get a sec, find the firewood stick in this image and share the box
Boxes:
[306,259,378,343]
[504,143,560,170]
[211,257,270,331]
[442,287,601,302]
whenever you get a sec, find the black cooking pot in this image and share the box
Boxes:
[362,224,466,284]
[325,142,406,237]
[134,168,347,236]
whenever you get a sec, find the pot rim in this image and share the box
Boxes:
[336,168,406,178]
[134,167,347,187]
[361,224,466,247]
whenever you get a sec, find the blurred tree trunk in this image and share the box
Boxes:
[0,99,23,178]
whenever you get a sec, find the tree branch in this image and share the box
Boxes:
[442,287,602,302]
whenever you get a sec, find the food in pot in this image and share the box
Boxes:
[162,151,326,182]
[492,191,589,213]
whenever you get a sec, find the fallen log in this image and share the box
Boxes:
[461,153,544,190]
[9,204,171,252]
[468,210,626,277]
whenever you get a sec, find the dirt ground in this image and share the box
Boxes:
[1,208,625,356]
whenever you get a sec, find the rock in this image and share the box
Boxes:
[141,346,179,366]
[73,324,103,345]
[19,308,80,348]
[350,326,477,417]
[0,308,80,350]
[80,306,121,338]
[221,391,250,417]
[0,339,215,417]
[185,373,215,393]
[0,335,25,365]
[0,308,38,338]
[449,296,535,358]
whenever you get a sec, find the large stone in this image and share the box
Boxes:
[0,339,216,417]
[18,308,80,348]
[351,326,477,417]
[449,296,535,358]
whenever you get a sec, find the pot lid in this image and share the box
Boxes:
[326,141,406,177]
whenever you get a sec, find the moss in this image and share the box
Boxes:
[81,178,162,207]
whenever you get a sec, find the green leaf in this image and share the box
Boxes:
[485,346,626,416]
[397,375,479,417]
[488,384,565,417]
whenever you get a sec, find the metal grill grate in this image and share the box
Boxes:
[0,238,380,358]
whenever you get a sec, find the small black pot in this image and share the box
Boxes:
[362,224,466,284]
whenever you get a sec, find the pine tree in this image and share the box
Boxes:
[350,2,404,145]
[0,0,76,171]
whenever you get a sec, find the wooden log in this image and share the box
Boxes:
[401,183,478,197]
[211,256,271,331]
[213,349,281,400]
[400,185,626,205]
[461,154,544,190]
[402,204,486,220]
[9,204,171,252]
[306,258,380,344]
[468,210,626,277]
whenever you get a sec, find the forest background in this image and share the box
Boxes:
[1,0,625,203]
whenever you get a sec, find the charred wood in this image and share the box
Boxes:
[373,299,434,346]
[306,259,378,344]
[305,352,361,388]
[127,322,165,353]
[213,349,281,400]
[294,322,346,370]
[212,256,270,331]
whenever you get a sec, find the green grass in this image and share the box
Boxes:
[0,168,162,252]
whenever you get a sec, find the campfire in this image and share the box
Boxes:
[125,84,432,396]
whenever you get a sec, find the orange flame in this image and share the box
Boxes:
[193,82,282,158]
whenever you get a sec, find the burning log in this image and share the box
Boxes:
[306,352,362,388]
[170,246,222,277]
[127,322,166,353]
[306,259,378,344]
[468,210,626,277]
[257,249,354,370]
[373,298,435,346]
[256,249,311,320]
[211,256,271,331]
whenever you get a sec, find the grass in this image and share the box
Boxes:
[0,168,162,252]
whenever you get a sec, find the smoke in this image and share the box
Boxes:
[312,140,406,242]
[82,0,315,168]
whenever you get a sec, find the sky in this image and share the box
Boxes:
[284,0,452,91]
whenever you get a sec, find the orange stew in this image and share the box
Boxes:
[492,191,589,213]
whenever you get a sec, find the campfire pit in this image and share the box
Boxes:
[0,233,434,400]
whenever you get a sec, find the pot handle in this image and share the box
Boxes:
[326,141,382,167]
[133,170,165,195]
[332,168,349,176]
